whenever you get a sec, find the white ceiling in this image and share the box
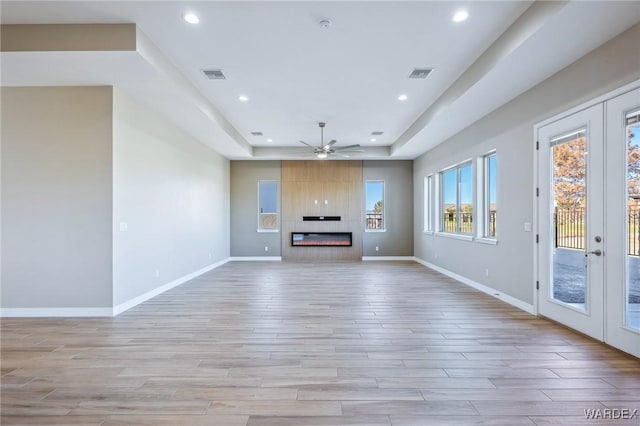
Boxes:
[2,1,639,160]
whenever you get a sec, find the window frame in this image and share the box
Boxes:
[424,174,434,233]
[477,151,498,243]
[437,160,473,239]
[365,180,386,232]
[257,180,279,233]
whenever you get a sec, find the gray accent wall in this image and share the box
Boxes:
[230,161,281,257]
[363,160,414,257]
[230,160,414,258]
[413,23,640,305]
[112,90,230,306]
[1,86,114,308]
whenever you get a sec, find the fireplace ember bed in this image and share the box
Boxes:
[291,232,352,247]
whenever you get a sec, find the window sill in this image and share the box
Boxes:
[257,229,279,233]
[476,237,498,245]
[435,232,474,242]
[365,229,387,233]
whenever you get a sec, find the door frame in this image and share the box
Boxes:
[533,79,640,350]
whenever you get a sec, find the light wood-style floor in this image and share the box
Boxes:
[2,261,639,425]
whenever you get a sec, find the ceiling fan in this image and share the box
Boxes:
[299,122,363,159]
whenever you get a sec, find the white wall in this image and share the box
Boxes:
[1,86,114,310]
[112,90,230,307]
[414,23,640,305]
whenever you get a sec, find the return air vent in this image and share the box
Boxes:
[250,131,263,136]
[371,131,384,136]
[202,69,226,80]
[409,68,433,79]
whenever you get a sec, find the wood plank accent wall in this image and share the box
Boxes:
[282,160,363,261]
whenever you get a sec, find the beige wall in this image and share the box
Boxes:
[113,90,230,306]
[1,86,114,309]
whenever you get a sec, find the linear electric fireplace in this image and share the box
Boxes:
[291,232,352,247]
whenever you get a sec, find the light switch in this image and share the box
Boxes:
[119,222,128,232]
[524,222,532,232]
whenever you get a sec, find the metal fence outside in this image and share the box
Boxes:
[554,206,640,256]
[440,211,496,236]
[366,213,383,230]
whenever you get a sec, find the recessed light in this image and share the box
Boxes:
[453,10,469,23]
[184,13,200,24]
[398,94,408,101]
[238,95,249,102]
[370,138,377,142]
[267,138,273,143]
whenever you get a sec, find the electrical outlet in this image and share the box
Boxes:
[435,252,438,259]
[485,268,489,277]
[264,246,269,252]
[375,246,379,252]
[119,222,128,232]
[155,269,160,278]
[208,252,212,259]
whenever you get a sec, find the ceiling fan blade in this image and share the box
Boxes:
[337,149,365,153]
[333,152,351,158]
[325,139,337,148]
[299,140,314,148]
[334,144,361,151]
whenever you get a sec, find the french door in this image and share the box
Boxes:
[537,85,640,357]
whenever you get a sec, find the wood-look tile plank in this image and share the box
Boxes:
[472,401,607,416]
[378,378,496,389]
[341,400,477,416]
[102,414,249,426]
[338,368,448,378]
[174,387,298,401]
[297,389,424,401]
[207,401,342,416]
[0,415,106,425]
[490,378,615,389]
[420,389,551,401]
[528,416,639,425]
[389,415,535,425]
[246,415,391,425]
[542,388,640,401]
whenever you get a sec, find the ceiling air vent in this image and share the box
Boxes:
[409,68,433,79]
[371,131,384,136]
[250,131,263,136]
[202,69,226,80]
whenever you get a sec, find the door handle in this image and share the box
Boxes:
[587,249,603,256]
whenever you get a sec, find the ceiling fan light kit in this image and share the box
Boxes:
[299,122,363,159]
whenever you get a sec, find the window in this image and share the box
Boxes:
[258,180,278,231]
[482,153,497,238]
[439,161,473,234]
[365,180,385,231]
[424,175,434,232]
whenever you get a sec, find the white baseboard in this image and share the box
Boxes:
[362,256,416,261]
[0,307,114,318]
[414,257,535,315]
[229,256,282,261]
[112,258,230,316]
[1,259,232,318]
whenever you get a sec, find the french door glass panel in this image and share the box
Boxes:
[551,130,588,311]
[626,110,640,332]
[538,104,604,341]
[605,87,640,358]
